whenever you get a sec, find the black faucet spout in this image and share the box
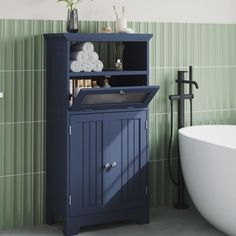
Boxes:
[180,80,199,89]
[192,81,199,89]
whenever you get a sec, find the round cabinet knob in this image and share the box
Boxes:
[111,161,117,167]
[104,163,111,169]
[120,90,125,95]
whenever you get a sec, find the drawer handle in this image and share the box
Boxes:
[111,162,117,167]
[104,163,111,169]
[120,90,125,95]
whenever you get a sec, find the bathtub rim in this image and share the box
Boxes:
[179,125,236,151]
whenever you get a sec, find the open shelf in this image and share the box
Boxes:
[69,70,148,78]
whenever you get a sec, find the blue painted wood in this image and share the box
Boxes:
[63,207,148,236]
[44,33,153,42]
[69,114,109,216]
[107,111,148,210]
[70,111,148,216]
[69,70,148,78]
[71,86,159,111]
[45,37,69,223]
[45,33,155,236]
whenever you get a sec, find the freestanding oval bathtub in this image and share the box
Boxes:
[179,125,236,236]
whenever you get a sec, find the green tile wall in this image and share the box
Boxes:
[0,19,236,229]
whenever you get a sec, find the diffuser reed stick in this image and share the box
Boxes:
[122,6,125,18]
[114,43,125,60]
[113,5,119,19]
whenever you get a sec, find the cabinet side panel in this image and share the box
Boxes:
[46,109,67,216]
[46,41,68,109]
[46,39,68,218]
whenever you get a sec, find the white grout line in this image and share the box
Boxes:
[153,112,169,116]
[150,65,236,70]
[192,108,236,113]
[193,65,236,69]
[0,171,46,179]
[0,120,46,126]
[151,108,236,116]
[0,69,46,73]
[150,66,187,70]
[0,108,235,125]
[149,158,178,163]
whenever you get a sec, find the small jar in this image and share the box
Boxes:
[115,59,123,71]
[103,79,111,88]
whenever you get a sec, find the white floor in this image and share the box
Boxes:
[0,208,226,236]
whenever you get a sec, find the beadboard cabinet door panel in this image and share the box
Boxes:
[105,111,148,210]
[69,114,109,216]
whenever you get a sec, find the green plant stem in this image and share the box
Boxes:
[57,0,91,10]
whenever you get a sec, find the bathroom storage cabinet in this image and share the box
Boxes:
[44,33,159,236]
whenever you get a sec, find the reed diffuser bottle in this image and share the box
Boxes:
[114,42,125,70]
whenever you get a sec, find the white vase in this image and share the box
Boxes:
[115,18,127,33]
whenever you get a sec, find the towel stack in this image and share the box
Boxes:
[70,42,104,73]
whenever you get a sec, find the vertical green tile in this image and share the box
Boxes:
[149,113,178,162]
[2,20,15,70]
[149,160,177,207]
[23,20,34,70]
[0,71,46,124]
[33,20,44,70]
[0,122,45,177]
[0,173,45,229]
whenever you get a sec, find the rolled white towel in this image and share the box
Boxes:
[70,60,83,72]
[82,61,93,72]
[72,42,94,53]
[70,51,88,61]
[87,51,99,62]
[92,60,104,72]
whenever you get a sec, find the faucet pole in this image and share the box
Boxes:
[168,66,199,209]
[174,71,189,209]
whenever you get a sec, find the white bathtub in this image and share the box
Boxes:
[179,125,236,236]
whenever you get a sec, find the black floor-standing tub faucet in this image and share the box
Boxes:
[168,66,199,209]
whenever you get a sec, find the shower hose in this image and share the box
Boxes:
[168,99,193,186]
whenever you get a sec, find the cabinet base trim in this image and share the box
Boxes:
[61,207,149,236]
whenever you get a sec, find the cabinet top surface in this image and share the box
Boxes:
[44,33,153,42]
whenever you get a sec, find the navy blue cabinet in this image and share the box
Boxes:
[70,111,148,217]
[44,33,159,236]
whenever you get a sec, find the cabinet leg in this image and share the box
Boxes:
[135,212,150,225]
[46,210,54,225]
[63,218,80,236]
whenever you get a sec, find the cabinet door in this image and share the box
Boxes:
[104,111,148,210]
[69,114,109,216]
[70,86,159,111]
